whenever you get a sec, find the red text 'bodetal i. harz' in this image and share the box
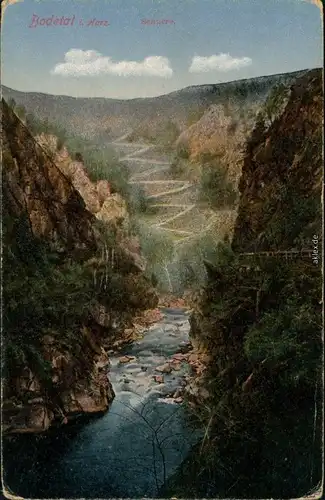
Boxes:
[29,15,110,28]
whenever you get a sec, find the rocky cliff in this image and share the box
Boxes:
[173,70,307,190]
[232,68,323,252]
[2,102,97,259]
[2,99,158,434]
[165,69,323,498]
[175,102,254,186]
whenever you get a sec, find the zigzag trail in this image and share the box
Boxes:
[110,137,236,244]
[155,204,196,227]
[110,137,196,233]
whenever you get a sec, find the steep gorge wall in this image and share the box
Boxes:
[2,100,97,258]
[232,68,323,252]
[2,99,157,434]
[175,102,253,186]
[168,69,323,498]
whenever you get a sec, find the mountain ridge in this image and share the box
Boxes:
[1,68,311,140]
[1,68,313,101]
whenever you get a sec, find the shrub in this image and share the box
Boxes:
[75,152,84,162]
[176,142,190,159]
[80,149,130,198]
[263,82,290,126]
[24,110,68,150]
[200,164,237,208]
[159,120,180,148]
[14,105,27,122]
[169,156,188,178]
[128,185,155,215]
[262,185,321,248]
[7,98,16,110]
[2,213,95,383]
[133,222,175,291]
[173,235,234,293]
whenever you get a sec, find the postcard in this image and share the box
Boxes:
[1,0,323,498]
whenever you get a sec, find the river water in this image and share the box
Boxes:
[4,308,202,498]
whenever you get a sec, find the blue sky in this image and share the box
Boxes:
[2,0,323,98]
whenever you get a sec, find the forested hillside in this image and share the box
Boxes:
[162,68,323,499]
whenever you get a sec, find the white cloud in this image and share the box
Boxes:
[51,49,173,78]
[189,53,252,73]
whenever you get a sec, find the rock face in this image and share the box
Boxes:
[60,160,102,214]
[176,103,253,185]
[96,193,128,225]
[180,69,323,497]
[232,68,323,252]
[36,134,128,231]
[2,104,97,258]
[2,98,158,434]
[189,68,323,390]
[2,340,114,434]
[39,135,144,274]
[96,179,112,206]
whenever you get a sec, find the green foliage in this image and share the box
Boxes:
[127,120,180,148]
[8,98,16,110]
[159,120,180,148]
[169,156,188,178]
[176,142,190,160]
[15,105,26,121]
[244,302,321,388]
[64,135,93,154]
[3,213,93,384]
[3,201,157,388]
[70,146,131,199]
[85,149,126,182]
[164,255,322,497]
[172,236,234,293]
[175,253,321,496]
[24,112,68,148]
[136,222,174,266]
[263,82,290,126]
[262,184,321,248]
[131,221,174,291]
[5,98,26,121]
[128,184,155,215]
[199,161,237,209]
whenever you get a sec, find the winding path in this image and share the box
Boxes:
[120,145,156,159]
[147,184,193,200]
[111,137,194,218]
[123,158,172,166]
[155,205,196,228]
[131,165,171,180]
[110,136,232,242]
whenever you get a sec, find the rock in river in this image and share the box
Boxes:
[155,363,172,374]
[118,355,136,364]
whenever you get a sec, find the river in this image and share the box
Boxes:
[3,308,202,498]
